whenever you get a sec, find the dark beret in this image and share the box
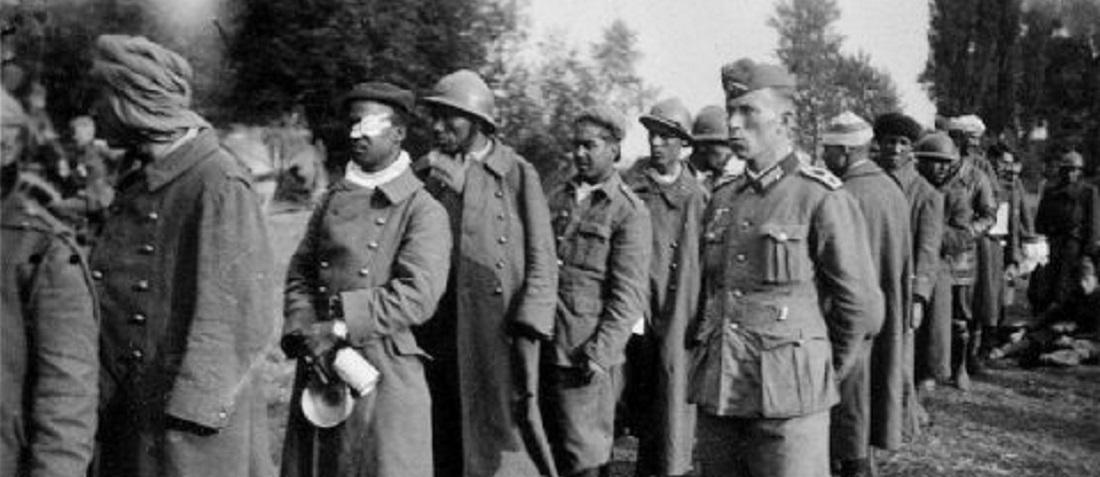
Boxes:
[721,58,796,99]
[873,112,923,142]
[339,82,415,114]
[576,104,626,142]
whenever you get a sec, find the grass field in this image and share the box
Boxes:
[262,209,1100,477]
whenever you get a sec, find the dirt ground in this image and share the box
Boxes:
[262,209,1100,477]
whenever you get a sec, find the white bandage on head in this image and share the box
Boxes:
[349,114,393,140]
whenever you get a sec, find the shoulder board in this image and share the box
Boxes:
[799,166,843,190]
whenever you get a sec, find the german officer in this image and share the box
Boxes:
[622,98,705,477]
[543,105,651,477]
[690,59,883,477]
[2,88,99,477]
[822,112,912,477]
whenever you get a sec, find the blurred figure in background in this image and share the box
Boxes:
[688,104,742,192]
[2,83,100,477]
[1034,150,1100,315]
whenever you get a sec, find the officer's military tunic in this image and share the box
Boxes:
[622,159,705,476]
[1,190,99,477]
[91,130,277,477]
[281,166,451,477]
[543,173,651,475]
[690,153,883,477]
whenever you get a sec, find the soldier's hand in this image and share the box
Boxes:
[302,321,347,359]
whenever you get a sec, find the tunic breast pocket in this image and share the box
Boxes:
[760,223,810,284]
[570,221,612,272]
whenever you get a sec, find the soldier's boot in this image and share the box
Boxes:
[951,320,972,391]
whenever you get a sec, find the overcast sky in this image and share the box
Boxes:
[528,0,935,156]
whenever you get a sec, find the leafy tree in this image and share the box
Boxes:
[226,0,518,160]
[769,0,901,153]
[921,0,1022,137]
[494,20,657,189]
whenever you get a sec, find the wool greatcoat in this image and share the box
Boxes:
[91,129,278,477]
[2,189,99,477]
[622,159,704,476]
[888,164,947,384]
[832,160,911,456]
[281,166,452,477]
[412,140,559,477]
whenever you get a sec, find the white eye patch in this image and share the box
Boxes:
[349,114,393,139]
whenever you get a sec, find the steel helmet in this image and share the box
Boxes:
[914,132,960,163]
[639,97,693,141]
[692,105,729,144]
[1058,150,1085,169]
[423,69,497,131]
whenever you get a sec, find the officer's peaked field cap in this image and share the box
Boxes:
[639,97,693,141]
[821,111,873,147]
[339,81,415,114]
[692,105,729,144]
[577,104,626,142]
[721,58,796,99]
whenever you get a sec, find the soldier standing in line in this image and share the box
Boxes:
[821,112,912,477]
[543,105,651,477]
[1034,150,1100,314]
[915,133,996,391]
[2,87,100,477]
[689,58,883,477]
[948,115,1001,374]
[88,35,278,477]
[871,113,946,432]
[279,82,452,477]
[986,143,1033,327]
[688,105,743,193]
[413,70,559,477]
[622,98,706,477]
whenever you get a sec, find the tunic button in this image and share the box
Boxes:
[671,240,679,249]
[91,270,104,280]
[493,286,503,295]
[134,280,150,291]
[147,211,159,221]
[497,213,505,221]
[130,349,144,361]
[368,241,379,249]
[139,244,155,254]
[555,236,564,243]
[132,313,147,324]
[670,262,678,270]
[358,268,369,277]
[732,289,743,297]
[728,322,739,330]
[375,217,386,225]
[742,220,752,228]
[494,190,504,198]
[736,254,746,262]
[556,259,564,266]
[496,261,504,269]
[317,285,328,294]
[319,261,330,269]
[218,411,228,419]
[704,232,717,241]
[498,236,508,244]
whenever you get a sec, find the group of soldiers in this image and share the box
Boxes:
[3,33,1099,477]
